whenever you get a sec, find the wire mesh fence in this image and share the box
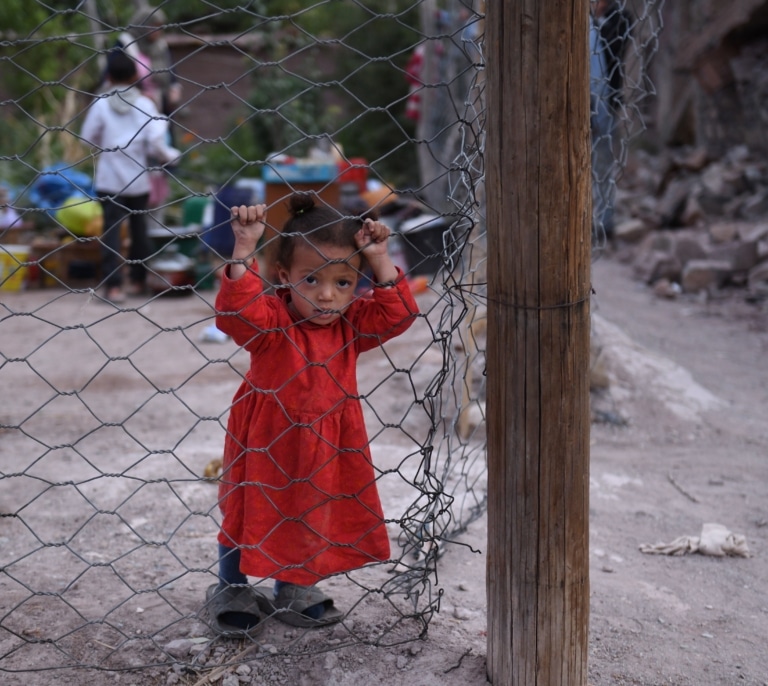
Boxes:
[0,0,663,682]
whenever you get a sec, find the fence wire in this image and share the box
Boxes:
[0,0,662,682]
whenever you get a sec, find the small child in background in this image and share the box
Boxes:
[0,187,21,230]
[204,193,419,636]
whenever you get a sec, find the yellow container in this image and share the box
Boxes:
[0,244,30,291]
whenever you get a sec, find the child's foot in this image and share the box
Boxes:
[274,581,325,619]
[125,282,147,297]
[256,581,342,627]
[104,286,126,304]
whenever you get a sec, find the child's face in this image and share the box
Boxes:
[277,240,362,325]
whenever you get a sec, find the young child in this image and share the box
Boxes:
[0,186,21,230]
[205,193,419,636]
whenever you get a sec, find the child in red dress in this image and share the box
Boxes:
[204,193,419,636]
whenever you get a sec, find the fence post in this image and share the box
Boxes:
[485,0,592,683]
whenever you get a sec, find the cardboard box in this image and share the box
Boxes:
[53,238,103,287]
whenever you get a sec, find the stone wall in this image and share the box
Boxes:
[612,145,768,300]
[651,0,768,156]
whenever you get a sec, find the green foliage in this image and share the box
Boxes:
[180,36,331,184]
[246,61,331,159]
[160,0,271,34]
[0,1,424,194]
[0,2,104,186]
[208,0,421,187]
[161,0,422,186]
[306,2,422,188]
[183,121,265,187]
[0,4,96,107]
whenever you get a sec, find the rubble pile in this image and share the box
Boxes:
[611,144,768,300]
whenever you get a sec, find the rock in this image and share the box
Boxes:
[739,222,768,243]
[652,278,681,299]
[708,221,740,243]
[646,231,675,252]
[680,194,705,226]
[615,218,649,243]
[673,233,708,265]
[633,250,682,284]
[681,259,732,293]
[696,189,731,217]
[707,240,759,273]
[701,162,748,198]
[747,261,768,295]
[323,653,339,671]
[671,146,709,172]
[656,178,692,226]
[725,144,750,165]
[163,639,193,659]
[452,606,472,620]
[617,146,768,298]
[740,190,768,218]
[590,346,611,390]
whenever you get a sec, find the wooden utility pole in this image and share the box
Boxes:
[485,1,592,684]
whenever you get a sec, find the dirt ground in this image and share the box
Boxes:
[1,252,767,685]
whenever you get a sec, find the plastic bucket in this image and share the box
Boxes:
[0,244,30,291]
[399,215,450,276]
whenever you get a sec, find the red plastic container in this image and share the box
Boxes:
[336,158,368,194]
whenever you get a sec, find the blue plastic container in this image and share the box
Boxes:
[262,162,337,184]
[200,186,255,258]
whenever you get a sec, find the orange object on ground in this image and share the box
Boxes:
[407,275,429,294]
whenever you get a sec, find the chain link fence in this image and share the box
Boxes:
[0,1,663,682]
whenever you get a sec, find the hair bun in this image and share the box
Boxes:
[288,193,316,217]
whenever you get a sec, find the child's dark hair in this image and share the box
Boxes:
[106,49,137,84]
[276,193,379,268]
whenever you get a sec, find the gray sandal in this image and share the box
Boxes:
[204,583,265,637]
[252,583,343,628]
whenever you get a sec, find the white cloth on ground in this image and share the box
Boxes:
[639,522,749,558]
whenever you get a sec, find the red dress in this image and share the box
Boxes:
[215,267,419,585]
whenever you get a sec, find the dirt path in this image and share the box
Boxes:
[586,256,768,686]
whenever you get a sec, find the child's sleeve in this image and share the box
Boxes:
[80,103,103,148]
[353,269,419,353]
[214,265,279,349]
[144,110,181,165]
